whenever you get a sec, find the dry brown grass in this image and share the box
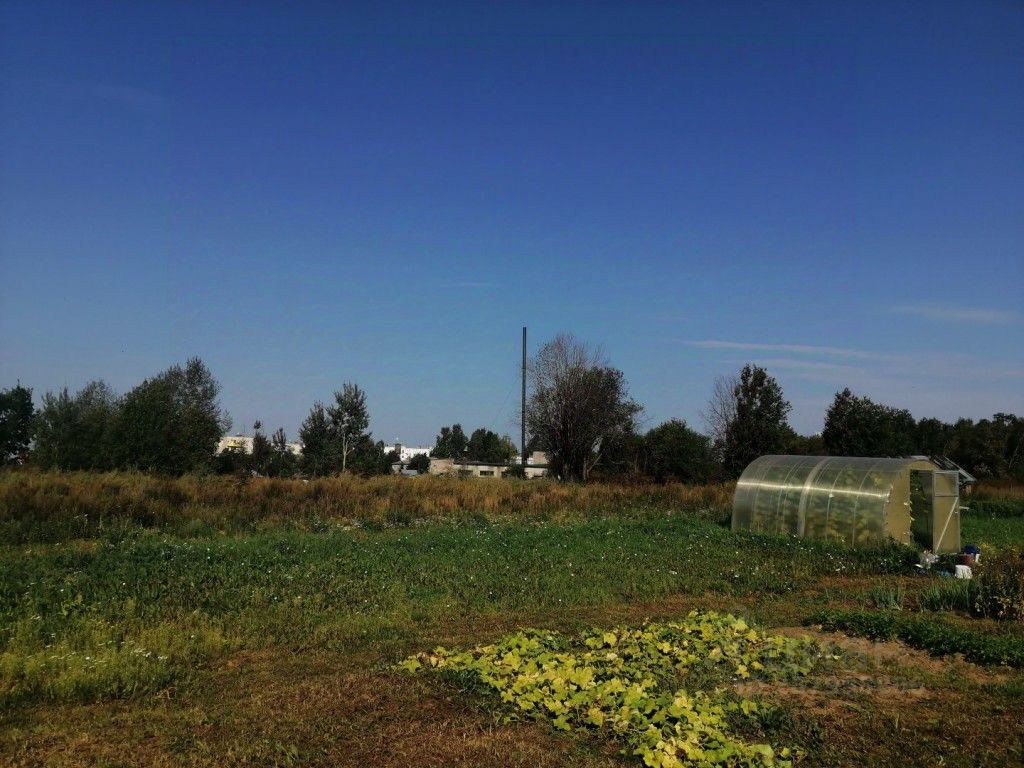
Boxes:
[3,470,1016,545]
[973,482,1024,501]
[0,656,621,768]
[0,470,734,542]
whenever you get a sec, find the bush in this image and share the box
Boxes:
[973,549,1024,620]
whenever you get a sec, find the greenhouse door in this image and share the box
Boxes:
[930,470,961,554]
[910,471,931,549]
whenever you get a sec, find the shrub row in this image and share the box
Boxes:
[809,609,1024,667]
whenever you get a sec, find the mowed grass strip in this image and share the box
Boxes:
[1,516,915,707]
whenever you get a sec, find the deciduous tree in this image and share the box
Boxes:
[526,334,642,482]
[822,388,917,457]
[250,421,273,475]
[721,365,792,477]
[466,428,517,464]
[328,383,370,473]
[348,437,391,476]
[33,381,118,470]
[431,424,469,459]
[701,373,738,461]
[0,384,34,465]
[111,358,227,474]
[407,452,431,474]
[299,401,335,476]
[644,419,714,483]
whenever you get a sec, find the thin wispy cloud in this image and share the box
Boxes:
[753,358,863,375]
[686,340,877,360]
[888,304,1019,324]
[885,354,1024,382]
[708,356,869,386]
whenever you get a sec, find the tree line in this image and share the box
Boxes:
[522,333,1022,483]
[1,340,1021,482]
[0,362,393,478]
[1,360,229,475]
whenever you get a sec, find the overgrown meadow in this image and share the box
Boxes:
[0,471,733,542]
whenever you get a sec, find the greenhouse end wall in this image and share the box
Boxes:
[731,455,939,549]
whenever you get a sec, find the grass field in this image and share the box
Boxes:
[1,473,1022,767]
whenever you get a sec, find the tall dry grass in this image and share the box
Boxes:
[973,482,1024,502]
[0,470,734,543]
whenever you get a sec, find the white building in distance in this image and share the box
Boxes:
[382,442,432,462]
[217,435,302,456]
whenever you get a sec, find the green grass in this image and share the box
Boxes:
[867,582,906,610]
[961,514,1024,551]
[963,499,1024,518]
[0,516,916,707]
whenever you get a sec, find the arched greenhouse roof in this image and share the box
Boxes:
[731,454,937,547]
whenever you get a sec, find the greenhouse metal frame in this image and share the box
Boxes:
[731,455,961,553]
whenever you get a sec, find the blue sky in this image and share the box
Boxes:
[2,1,1022,446]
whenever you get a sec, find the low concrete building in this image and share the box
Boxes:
[428,452,550,479]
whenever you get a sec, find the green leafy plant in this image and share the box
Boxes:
[399,611,831,767]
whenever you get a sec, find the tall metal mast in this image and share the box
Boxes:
[521,326,527,468]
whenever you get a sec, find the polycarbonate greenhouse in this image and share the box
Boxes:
[731,455,961,553]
